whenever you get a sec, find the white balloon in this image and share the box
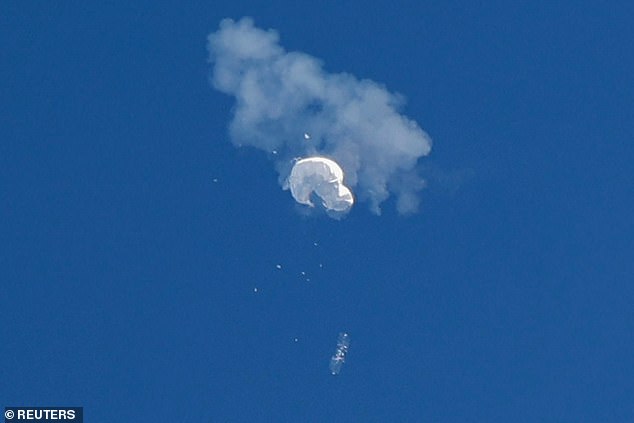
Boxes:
[288,157,354,212]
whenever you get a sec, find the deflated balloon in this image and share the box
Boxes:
[288,157,354,212]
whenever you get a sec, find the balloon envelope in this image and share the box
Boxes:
[288,157,354,212]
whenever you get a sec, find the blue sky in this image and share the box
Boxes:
[1,1,633,421]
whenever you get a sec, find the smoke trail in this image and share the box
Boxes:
[207,18,432,215]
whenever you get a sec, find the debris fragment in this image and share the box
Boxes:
[329,332,350,375]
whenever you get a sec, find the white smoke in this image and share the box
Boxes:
[208,17,432,215]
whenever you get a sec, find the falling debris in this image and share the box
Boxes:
[329,332,350,375]
[253,287,258,293]
[294,338,299,343]
[288,157,354,213]
[313,242,319,247]
[303,132,311,140]
[212,178,218,183]
[276,264,282,269]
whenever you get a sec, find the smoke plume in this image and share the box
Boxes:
[208,18,432,215]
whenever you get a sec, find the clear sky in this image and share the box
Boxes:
[1,1,633,421]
